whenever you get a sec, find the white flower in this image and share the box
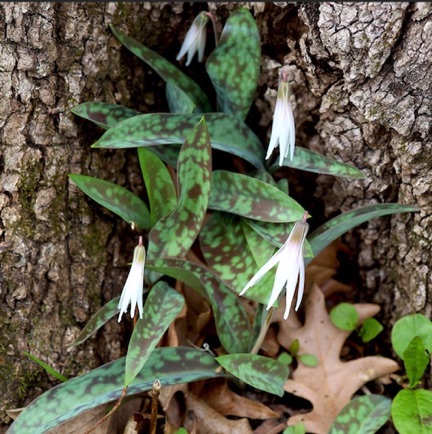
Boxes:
[266,70,296,166]
[176,12,209,66]
[239,212,309,319]
[118,236,146,322]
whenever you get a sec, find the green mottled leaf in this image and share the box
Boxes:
[206,7,260,120]
[8,347,223,434]
[71,102,142,129]
[330,303,359,331]
[209,170,304,222]
[330,395,391,434]
[216,354,288,397]
[71,101,181,167]
[166,82,196,114]
[125,282,184,386]
[71,297,120,347]
[392,389,432,434]
[307,203,419,261]
[391,314,432,359]
[138,148,177,226]
[110,25,211,112]
[24,352,68,383]
[403,336,430,388]
[147,118,211,258]
[200,212,276,305]
[358,318,383,343]
[69,174,151,230]
[271,147,365,179]
[147,258,251,354]
[92,113,265,169]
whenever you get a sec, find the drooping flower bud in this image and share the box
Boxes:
[176,12,209,66]
[266,69,296,166]
[118,237,146,322]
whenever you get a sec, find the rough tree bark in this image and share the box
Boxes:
[0,1,430,429]
[0,2,188,428]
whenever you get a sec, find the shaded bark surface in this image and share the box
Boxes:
[0,2,189,428]
[0,1,431,429]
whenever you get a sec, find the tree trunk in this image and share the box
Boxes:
[296,2,431,322]
[0,2,187,428]
[1,1,430,429]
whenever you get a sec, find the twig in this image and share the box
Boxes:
[150,379,161,434]
[250,307,274,355]
[85,386,127,434]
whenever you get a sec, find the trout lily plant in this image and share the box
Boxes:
[9,6,419,434]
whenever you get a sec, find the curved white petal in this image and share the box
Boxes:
[118,243,145,322]
[177,13,208,66]
[239,247,285,296]
[294,256,305,311]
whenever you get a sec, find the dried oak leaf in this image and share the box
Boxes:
[280,284,398,434]
[200,380,279,419]
[184,392,253,434]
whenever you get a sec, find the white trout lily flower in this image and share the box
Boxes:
[176,12,209,66]
[266,70,296,166]
[239,212,309,319]
[118,236,146,322]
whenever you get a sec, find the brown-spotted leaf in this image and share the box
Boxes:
[200,212,276,306]
[147,118,211,258]
[147,258,251,354]
[279,285,398,433]
[209,170,304,222]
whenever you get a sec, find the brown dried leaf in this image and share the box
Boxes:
[45,404,112,434]
[253,419,288,434]
[200,380,279,419]
[159,383,189,430]
[279,285,398,433]
[184,392,253,434]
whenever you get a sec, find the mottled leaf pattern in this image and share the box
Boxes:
[147,258,251,354]
[138,148,177,226]
[92,113,264,169]
[125,282,184,386]
[8,347,223,434]
[329,395,391,434]
[71,102,181,166]
[272,147,366,179]
[166,82,196,114]
[200,212,276,305]
[147,118,211,258]
[69,174,151,230]
[209,170,304,222]
[71,102,141,129]
[392,389,432,434]
[110,25,211,112]
[216,354,289,397]
[206,8,260,120]
[307,203,419,261]
[71,297,120,347]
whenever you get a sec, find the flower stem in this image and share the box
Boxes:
[250,307,274,355]
[204,12,218,47]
